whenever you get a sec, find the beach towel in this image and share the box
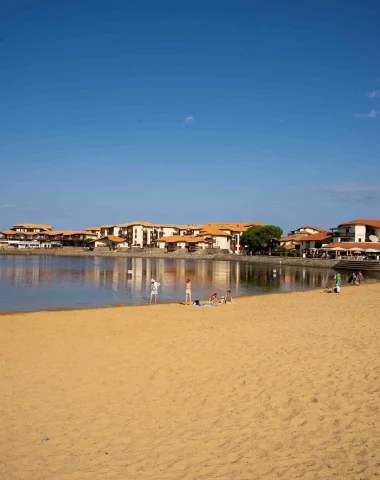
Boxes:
[193,302,218,307]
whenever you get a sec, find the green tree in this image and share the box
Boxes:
[241,225,283,252]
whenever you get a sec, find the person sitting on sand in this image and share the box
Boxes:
[225,290,232,304]
[209,293,218,303]
[219,295,225,304]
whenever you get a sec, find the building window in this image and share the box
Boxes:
[359,238,362,242]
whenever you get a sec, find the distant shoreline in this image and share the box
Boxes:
[0,247,340,269]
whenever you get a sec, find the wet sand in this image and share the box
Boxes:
[1,284,379,479]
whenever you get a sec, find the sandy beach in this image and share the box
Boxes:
[1,285,380,480]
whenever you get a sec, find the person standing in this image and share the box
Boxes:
[150,278,160,303]
[185,279,192,305]
[334,273,341,286]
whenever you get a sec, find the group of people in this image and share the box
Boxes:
[348,271,364,285]
[149,278,233,306]
[323,271,365,294]
[209,291,233,304]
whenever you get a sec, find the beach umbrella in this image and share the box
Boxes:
[348,247,364,252]
[365,248,379,253]
[329,247,346,251]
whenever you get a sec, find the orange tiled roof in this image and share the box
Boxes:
[198,228,232,237]
[118,222,203,229]
[201,222,265,232]
[108,235,126,243]
[1,230,41,236]
[278,244,297,251]
[12,223,53,230]
[43,230,89,236]
[100,224,119,229]
[299,225,326,232]
[338,219,380,229]
[176,225,203,230]
[300,232,332,242]
[86,226,101,231]
[156,235,208,244]
[281,233,308,242]
[89,235,126,243]
[118,221,155,228]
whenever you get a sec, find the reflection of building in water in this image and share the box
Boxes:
[0,256,343,310]
[232,262,241,292]
[131,258,144,291]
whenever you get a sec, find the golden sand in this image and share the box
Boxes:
[1,285,380,480]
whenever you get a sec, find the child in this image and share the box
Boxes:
[150,279,160,303]
[209,293,218,303]
[225,290,232,304]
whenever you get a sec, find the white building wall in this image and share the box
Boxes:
[160,227,178,237]
[134,226,143,246]
[214,236,230,250]
[100,226,119,237]
[354,225,366,242]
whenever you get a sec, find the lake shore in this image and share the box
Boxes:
[1,284,379,479]
[0,247,340,269]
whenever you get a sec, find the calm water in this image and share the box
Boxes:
[0,255,354,312]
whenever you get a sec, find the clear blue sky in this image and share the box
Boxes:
[1,0,379,233]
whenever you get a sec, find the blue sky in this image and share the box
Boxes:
[0,0,379,232]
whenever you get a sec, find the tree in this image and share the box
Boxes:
[241,225,283,252]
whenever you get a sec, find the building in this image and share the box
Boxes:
[198,222,265,253]
[99,224,120,238]
[41,230,97,247]
[156,235,209,252]
[299,232,333,252]
[87,235,128,249]
[279,226,327,252]
[197,226,232,251]
[85,226,101,238]
[0,219,265,253]
[11,223,53,233]
[118,221,156,247]
[117,222,203,248]
[331,219,380,243]
[289,226,326,235]
[0,223,96,248]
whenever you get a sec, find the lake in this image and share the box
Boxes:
[0,255,374,312]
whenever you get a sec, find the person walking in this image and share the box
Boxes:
[150,278,160,303]
[185,279,192,305]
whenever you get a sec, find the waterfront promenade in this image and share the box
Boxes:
[1,284,379,479]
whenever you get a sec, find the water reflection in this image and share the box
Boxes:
[0,255,377,312]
